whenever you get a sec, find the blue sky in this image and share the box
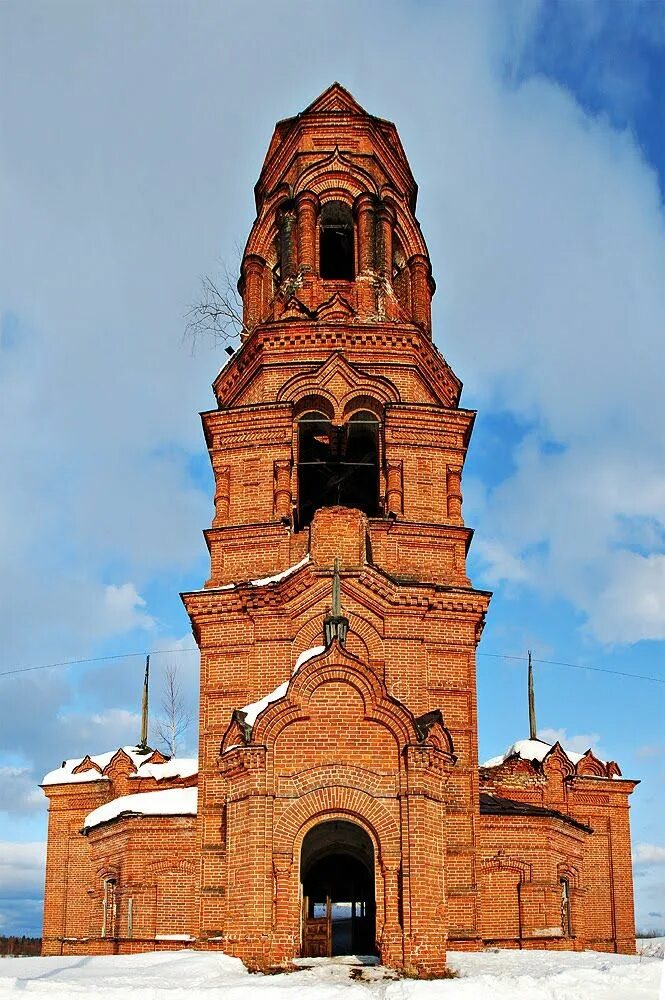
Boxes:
[0,0,663,936]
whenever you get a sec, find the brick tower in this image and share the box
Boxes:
[41,83,638,971]
[181,82,490,975]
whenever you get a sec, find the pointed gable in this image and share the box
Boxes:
[300,82,369,117]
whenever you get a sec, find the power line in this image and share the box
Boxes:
[0,647,199,680]
[0,643,662,685]
[478,651,665,685]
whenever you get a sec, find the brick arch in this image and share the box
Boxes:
[575,750,607,778]
[277,355,400,417]
[273,785,401,866]
[244,186,292,261]
[543,743,575,778]
[292,392,335,421]
[480,855,532,881]
[253,650,417,750]
[392,213,429,261]
[557,861,580,889]
[291,610,383,668]
[340,393,385,421]
[293,151,379,201]
[150,857,198,877]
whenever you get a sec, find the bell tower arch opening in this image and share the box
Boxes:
[300,819,376,958]
[296,408,381,528]
[319,200,354,280]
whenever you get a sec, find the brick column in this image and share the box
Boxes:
[241,254,266,331]
[377,201,396,278]
[408,254,432,333]
[213,463,231,525]
[296,191,319,274]
[278,203,298,280]
[379,861,404,969]
[354,193,376,275]
[386,461,403,516]
[446,466,462,522]
[273,460,292,520]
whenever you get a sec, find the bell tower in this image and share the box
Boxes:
[182,83,491,975]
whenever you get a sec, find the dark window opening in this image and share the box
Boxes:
[320,201,354,280]
[560,877,572,936]
[101,878,117,938]
[297,410,380,528]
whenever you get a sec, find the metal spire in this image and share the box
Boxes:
[528,650,537,741]
[139,655,150,751]
[331,557,342,617]
[324,558,349,646]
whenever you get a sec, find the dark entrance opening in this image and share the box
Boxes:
[301,820,376,957]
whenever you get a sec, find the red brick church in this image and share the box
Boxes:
[41,85,638,976]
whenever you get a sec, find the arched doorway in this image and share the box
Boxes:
[300,820,376,957]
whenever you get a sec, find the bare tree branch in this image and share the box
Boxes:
[154,662,192,758]
[184,261,249,351]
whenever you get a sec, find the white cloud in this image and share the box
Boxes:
[635,744,663,759]
[0,768,45,815]
[634,843,665,866]
[539,727,604,758]
[468,440,665,644]
[472,539,530,585]
[0,842,46,896]
[102,583,156,634]
[589,553,665,644]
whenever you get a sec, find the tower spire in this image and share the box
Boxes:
[323,558,349,646]
[139,654,150,751]
[528,649,537,741]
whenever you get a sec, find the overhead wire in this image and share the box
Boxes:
[477,651,665,684]
[0,647,198,680]
[0,645,662,684]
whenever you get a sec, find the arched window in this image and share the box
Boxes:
[297,409,380,528]
[319,201,354,280]
[297,411,335,529]
[339,411,379,514]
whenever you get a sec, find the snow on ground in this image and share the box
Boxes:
[0,947,660,1000]
[638,937,665,959]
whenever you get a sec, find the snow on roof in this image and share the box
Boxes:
[194,555,310,593]
[130,757,198,781]
[230,644,326,736]
[294,644,326,670]
[42,746,153,786]
[250,554,310,587]
[241,681,290,728]
[83,786,197,831]
[482,738,600,769]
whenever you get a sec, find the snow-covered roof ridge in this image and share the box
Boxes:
[223,644,327,748]
[130,757,198,781]
[42,745,156,787]
[481,738,622,780]
[83,787,198,831]
[195,554,311,594]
